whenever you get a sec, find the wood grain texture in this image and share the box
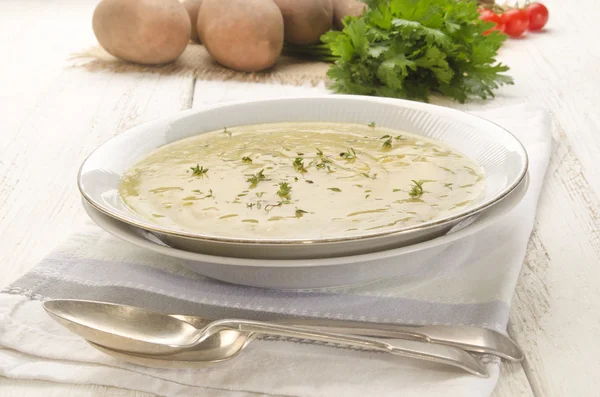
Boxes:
[2,0,600,396]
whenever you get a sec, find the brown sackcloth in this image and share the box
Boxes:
[70,44,330,86]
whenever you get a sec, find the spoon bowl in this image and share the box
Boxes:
[44,299,202,355]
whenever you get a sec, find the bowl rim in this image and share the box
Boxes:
[82,173,530,268]
[78,95,529,246]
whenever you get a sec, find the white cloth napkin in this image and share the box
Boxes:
[0,103,551,397]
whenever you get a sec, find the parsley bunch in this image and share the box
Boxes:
[286,0,512,102]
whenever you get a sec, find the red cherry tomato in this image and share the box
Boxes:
[479,9,505,35]
[501,9,529,37]
[525,2,549,31]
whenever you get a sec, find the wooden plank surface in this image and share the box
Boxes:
[2,0,600,396]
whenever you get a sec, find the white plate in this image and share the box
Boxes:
[83,174,529,289]
[79,95,528,259]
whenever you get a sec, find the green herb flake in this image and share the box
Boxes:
[245,169,269,187]
[189,164,208,176]
[295,209,308,218]
[340,148,357,161]
[223,127,232,137]
[361,172,377,180]
[380,135,392,149]
[241,156,252,164]
[328,187,342,192]
[409,180,425,198]
[368,121,376,128]
[293,157,308,173]
[277,182,292,199]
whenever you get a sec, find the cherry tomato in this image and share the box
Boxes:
[479,9,505,35]
[501,9,529,38]
[525,2,549,31]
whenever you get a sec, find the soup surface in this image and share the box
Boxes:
[119,122,485,239]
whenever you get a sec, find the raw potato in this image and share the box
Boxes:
[93,0,191,65]
[198,0,284,72]
[332,0,367,30]
[180,0,203,43]
[273,0,333,45]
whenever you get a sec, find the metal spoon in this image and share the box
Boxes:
[43,298,522,361]
[43,299,488,377]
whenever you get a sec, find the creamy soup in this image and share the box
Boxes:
[119,122,485,239]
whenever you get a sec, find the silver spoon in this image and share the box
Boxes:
[43,298,522,361]
[43,299,488,377]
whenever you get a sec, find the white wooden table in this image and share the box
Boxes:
[1,0,599,396]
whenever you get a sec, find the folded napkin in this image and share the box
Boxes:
[0,104,551,397]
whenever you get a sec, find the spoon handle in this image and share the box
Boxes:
[174,314,523,362]
[204,319,488,377]
[272,319,523,362]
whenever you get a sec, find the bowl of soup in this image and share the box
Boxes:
[78,95,528,259]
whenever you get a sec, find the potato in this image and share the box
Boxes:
[273,0,333,45]
[332,0,367,30]
[93,0,191,65]
[198,0,284,72]
[180,0,203,43]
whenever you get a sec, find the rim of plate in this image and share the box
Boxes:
[82,173,529,268]
[78,95,529,246]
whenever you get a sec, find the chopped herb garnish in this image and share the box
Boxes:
[294,176,299,182]
[241,156,252,163]
[190,164,208,176]
[192,189,203,194]
[297,152,304,156]
[223,127,232,137]
[306,180,314,184]
[295,209,308,218]
[314,148,333,170]
[395,135,408,141]
[265,201,284,212]
[277,182,292,200]
[409,180,425,198]
[380,135,392,149]
[444,183,453,190]
[246,203,255,209]
[393,188,402,192]
[256,191,266,198]
[340,148,357,161]
[293,157,307,173]
[328,187,342,192]
[368,121,376,128]
[361,172,377,180]
[246,169,269,187]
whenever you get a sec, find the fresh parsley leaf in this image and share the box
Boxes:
[319,0,512,103]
